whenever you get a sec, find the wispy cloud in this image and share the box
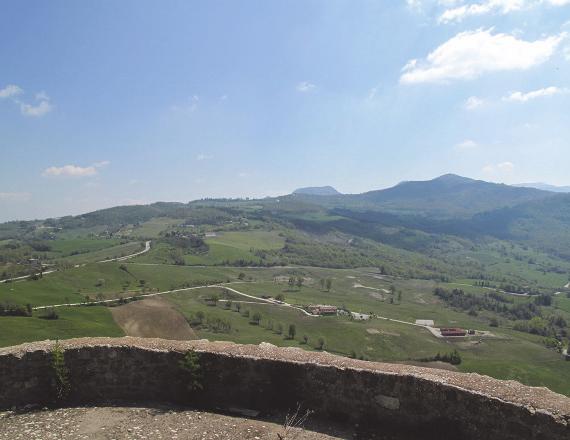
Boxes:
[439,0,570,24]
[171,95,199,112]
[296,81,316,92]
[0,192,31,202]
[400,29,565,84]
[464,96,485,110]
[1,84,53,117]
[20,100,52,117]
[42,161,109,178]
[455,139,478,150]
[196,153,213,161]
[502,86,569,102]
[0,84,22,99]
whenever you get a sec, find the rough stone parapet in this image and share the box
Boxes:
[0,337,569,439]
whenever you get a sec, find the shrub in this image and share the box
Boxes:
[50,340,69,400]
[287,324,296,340]
[251,312,262,325]
[40,307,59,320]
[179,350,203,391]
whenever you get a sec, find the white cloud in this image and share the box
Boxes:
[0,84,22,99]
[171,95,199,113]
[0,85,54,117]
[296,81,316,92]
[20,98,52,117]
[406,0,424,11]
[400,29,565,84]
[439,1,526,23]
[93,160,111,168]
[237,172,249,178]
[503,86,569,102]
[42,161,109,178]
[439,1,570,23]
[464,96,485,109]
[0,192,31,202]
[196,153,213,161]
[455,139,478,150]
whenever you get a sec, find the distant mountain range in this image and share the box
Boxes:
[293,186,341,196]
[291,174,553,218]
[513,182,570,193]
[5,172,570,264]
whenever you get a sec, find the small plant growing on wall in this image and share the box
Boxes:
[50,340,69,401]
[179,349,203,391]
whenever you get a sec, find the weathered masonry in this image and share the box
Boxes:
[0,337,569,439]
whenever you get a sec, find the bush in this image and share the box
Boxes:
[40,307,59,320]
[50,340,69,400]
[250,312,262,325]
[418,349,462,365]
[179,350,203,391]
[287,324,296,340]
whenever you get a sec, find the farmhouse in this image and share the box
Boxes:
[308,304,338,315]
[440,327,467,337]
[351,312,371,321]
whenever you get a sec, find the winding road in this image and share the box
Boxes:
[0,241,152,284]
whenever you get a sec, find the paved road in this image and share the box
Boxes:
[99,241,151,262]
[32,282,316,318]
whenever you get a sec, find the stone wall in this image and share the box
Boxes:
[0,337,569,439]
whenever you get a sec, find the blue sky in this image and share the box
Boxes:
[1,0,569,221]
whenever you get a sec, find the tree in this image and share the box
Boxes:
[275,293,285,302]
[288,277,296,289]
[319,279,325,290]
[234,303,242,313]
[296,276,303,290]
[288,324,296,340]
[238,272,245,280]
[251,312,262,325]
[196,310,205,324]
[389,285,396,295]
[316,337,325,350]
[325,278,332,292]
[302,335,308,344]
[276,323,283,335]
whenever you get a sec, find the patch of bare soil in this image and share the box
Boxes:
[110,297,195,340]
[369,292,384,300]
[0,407,355,440]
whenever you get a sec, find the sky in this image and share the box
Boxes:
[1,0,570,221]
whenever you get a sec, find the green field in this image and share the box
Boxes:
[2,206,570,397]
[0,306,123,347]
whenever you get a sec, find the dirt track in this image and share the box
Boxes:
[110,297,196,340]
